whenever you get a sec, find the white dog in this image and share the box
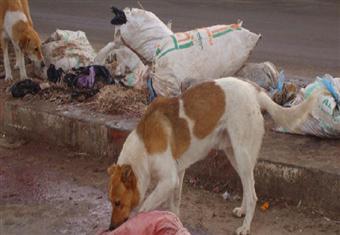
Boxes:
[0,0,45,80]
[107,77,318,234]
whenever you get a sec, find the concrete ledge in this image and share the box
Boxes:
[2,100,138,157]
[1,100,339,218]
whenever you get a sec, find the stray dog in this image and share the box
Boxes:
[0,0,45,80]
[107,77,318,234]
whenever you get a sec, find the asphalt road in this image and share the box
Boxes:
[29,0,340,78]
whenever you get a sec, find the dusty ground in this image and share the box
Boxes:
[0,142,339,235]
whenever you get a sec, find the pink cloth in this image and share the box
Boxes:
[97,211,191,235]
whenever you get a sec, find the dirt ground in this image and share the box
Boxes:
[0,142,339,235]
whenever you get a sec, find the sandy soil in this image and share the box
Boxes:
[0,142,339,235]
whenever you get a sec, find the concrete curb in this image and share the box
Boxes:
[1,100,339,218]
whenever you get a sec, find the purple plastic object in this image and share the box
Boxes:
[77,66,96,88]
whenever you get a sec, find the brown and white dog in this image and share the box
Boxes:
[107,77,319,234]
[0,0,44,80]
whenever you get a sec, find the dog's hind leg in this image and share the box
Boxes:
[226,143,258,235]
[1,37,13,81]
[226,114,264,234]
[223,145,247,218]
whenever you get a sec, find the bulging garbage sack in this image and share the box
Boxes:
[42,29,96,71]
[236,61,279,91]
[111,7,173,63]
[95,42,144,77]
[152,22,261,97]
[276,74,340,138]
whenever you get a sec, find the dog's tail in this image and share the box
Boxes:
[257,89,320,131]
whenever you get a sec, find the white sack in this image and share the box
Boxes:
[152,23,261,97]
[42,29,96,71]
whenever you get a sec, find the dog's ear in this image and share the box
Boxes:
[107,164,118,175]
[19,36,31,51]
[121,165,135,189]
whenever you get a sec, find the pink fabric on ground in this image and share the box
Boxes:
[97,211,191,235]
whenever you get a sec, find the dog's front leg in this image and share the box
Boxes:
[14,48,20,69]
[168,170,185,215]
[17,49,28,80]
[1,38,13,81]
[139,175,178,213]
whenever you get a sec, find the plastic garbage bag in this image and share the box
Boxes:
[276,74,340,138]
[236,61,279,91]
[10,79,41,98]
[97,211,191,235]
[270,71,299,107]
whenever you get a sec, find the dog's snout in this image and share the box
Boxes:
[40,61,45,68]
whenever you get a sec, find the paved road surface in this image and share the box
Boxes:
[29,0,339,78]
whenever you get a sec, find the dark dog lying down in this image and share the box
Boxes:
[97,211,190,235]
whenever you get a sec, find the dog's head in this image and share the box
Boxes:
[19,29,45,68]
[107,164,139,231]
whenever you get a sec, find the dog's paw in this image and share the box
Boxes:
[234,225,250,235]
[232,207,245,218]
[5,75,13,81]
[20,75,30,80]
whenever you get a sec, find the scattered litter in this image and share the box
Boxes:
[10,79,42,98]
[270,71,299,106]
[47,64,64,83]
[63,65,114,89]
[232,195,241,201]
[323,216,331,222]
[77,66,96,88]
[188,176,198,186]
[222,190,231,200]
[212,186,220,193]
[296,200,302,208]
[260,202,270,211]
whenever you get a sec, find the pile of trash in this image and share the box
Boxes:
[5,29,147,116]
[3,7,339,138]
[110,7,261,97]
[275,74,340,138]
